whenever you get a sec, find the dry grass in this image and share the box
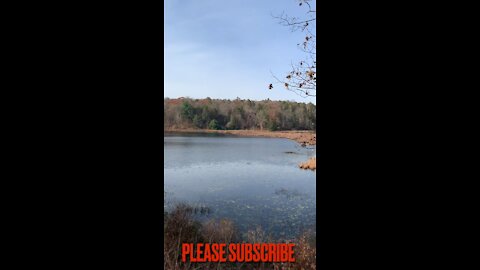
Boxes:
[201,219,238,244]
[164,204,317,270]
[164,203,204,270]
[299,157,316,171]
[164,128,316,146]
[286,231,316,270]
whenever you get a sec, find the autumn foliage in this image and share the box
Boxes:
[164,98,316,131]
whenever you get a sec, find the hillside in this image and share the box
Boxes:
[164,97,316,131]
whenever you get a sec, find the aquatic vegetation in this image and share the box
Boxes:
[164,203,316,270]
[274,188,304,199]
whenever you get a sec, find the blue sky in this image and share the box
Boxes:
[164,0,315,103]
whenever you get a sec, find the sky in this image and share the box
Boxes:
[164,0,315,104]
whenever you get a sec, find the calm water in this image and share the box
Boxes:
[164,132,316,240]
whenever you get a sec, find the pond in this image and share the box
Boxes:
[164,132,316,240]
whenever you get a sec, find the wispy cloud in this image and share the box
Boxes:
[164,0,316,103]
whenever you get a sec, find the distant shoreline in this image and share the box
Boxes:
[164,128,316,146]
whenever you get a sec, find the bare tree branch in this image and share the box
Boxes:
[270,0,316,98]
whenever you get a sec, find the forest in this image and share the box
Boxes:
[164,98,316,131]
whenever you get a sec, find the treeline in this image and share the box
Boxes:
[164,97,316,131]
